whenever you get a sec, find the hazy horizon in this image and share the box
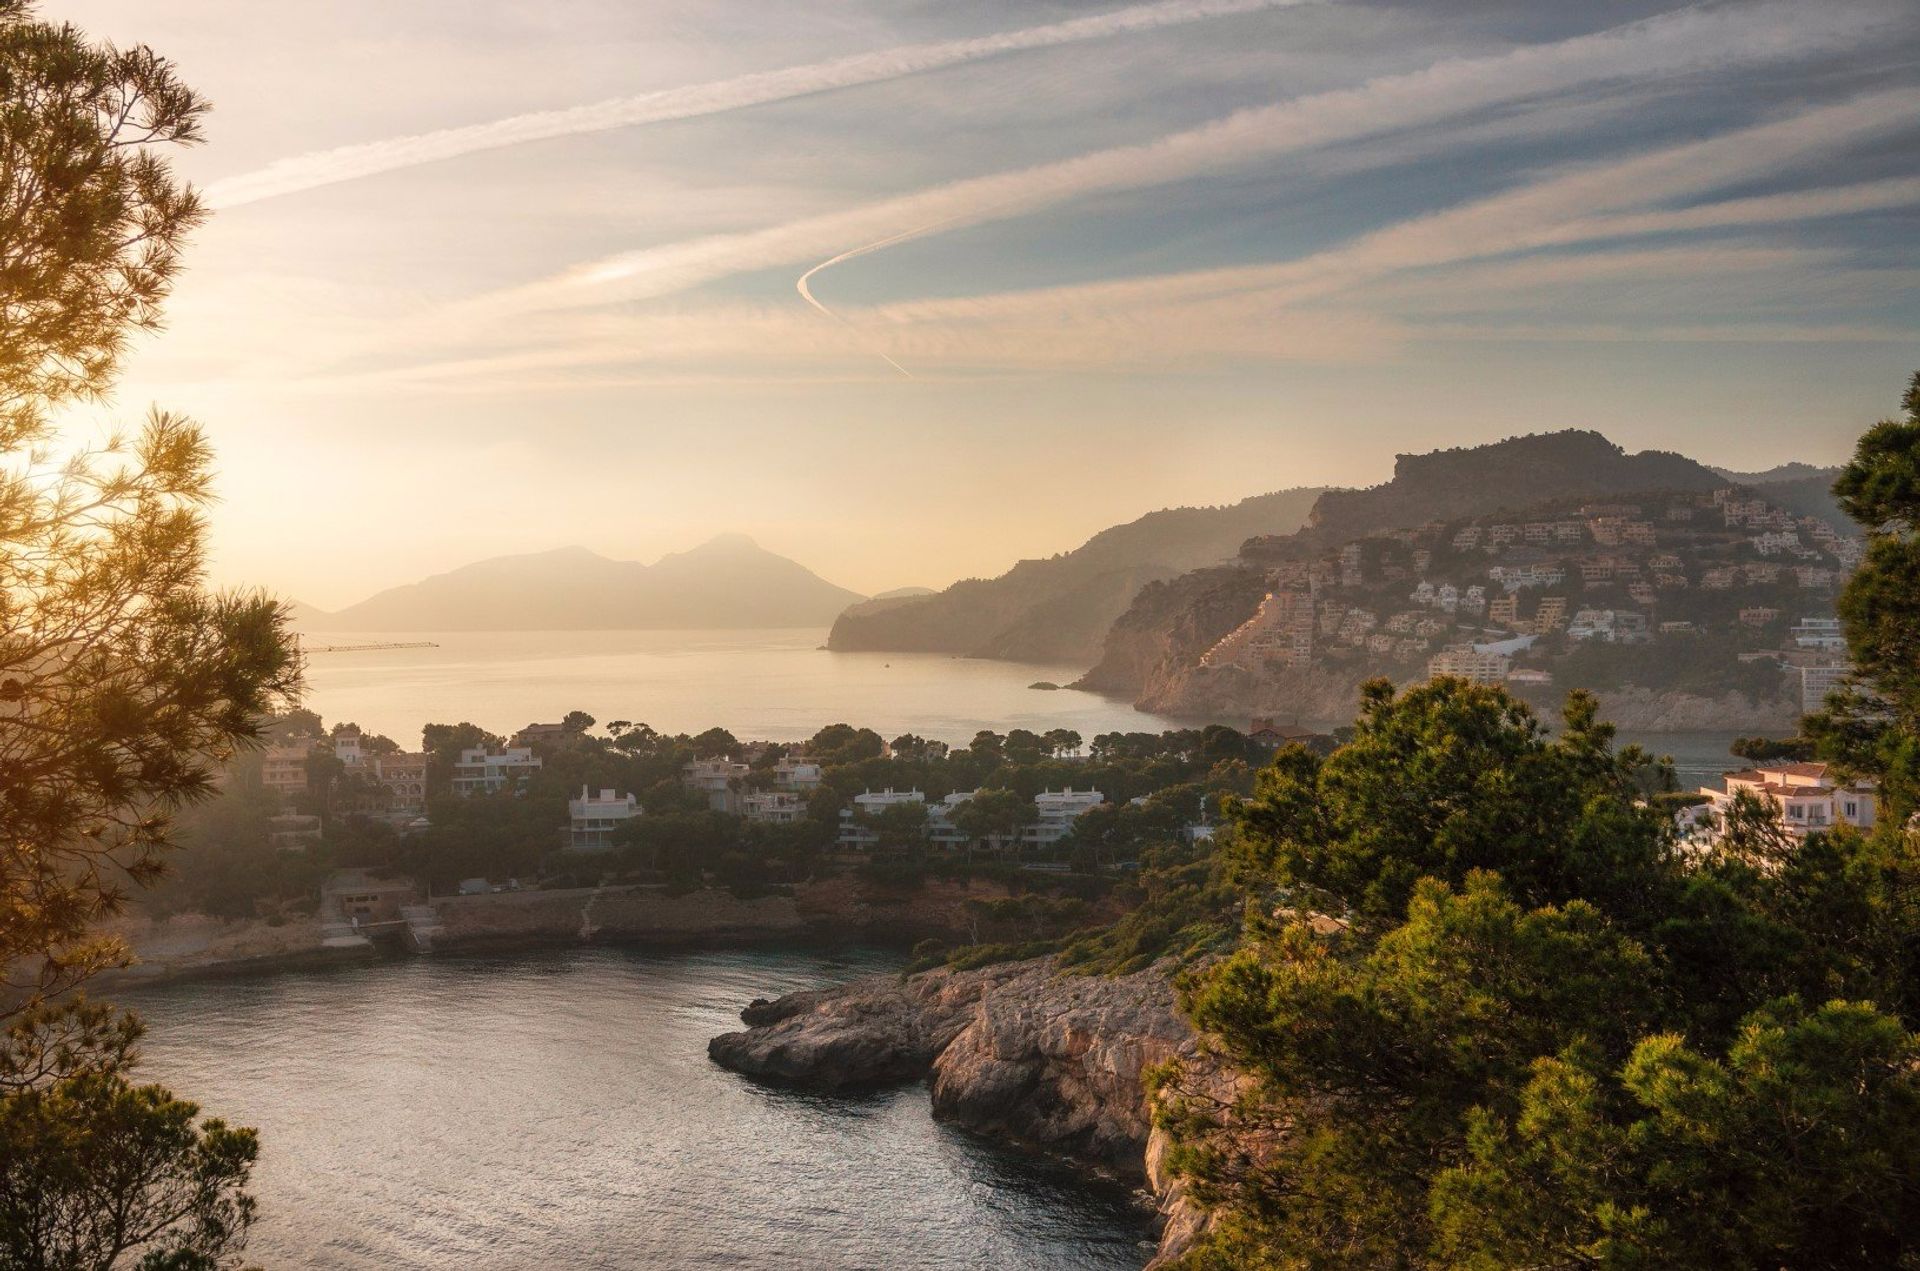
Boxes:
[48,0,1920,609]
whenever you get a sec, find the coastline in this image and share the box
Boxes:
[95,874,1109,988]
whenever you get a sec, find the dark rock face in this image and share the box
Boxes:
[709,958,1186,1170]
[711,957,1226,1266]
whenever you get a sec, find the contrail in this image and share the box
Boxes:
[205,0,1316,209]
[480,0,1894,317]
[796,221,965,378]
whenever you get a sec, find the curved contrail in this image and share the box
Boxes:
[796,223,962,378]
[205,0,1314,209]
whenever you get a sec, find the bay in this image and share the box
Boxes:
[298,628,1193,746]
[117,946,1155,1270]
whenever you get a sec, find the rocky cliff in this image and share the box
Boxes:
[710,956,1212,1258]
[828,488,1325,664]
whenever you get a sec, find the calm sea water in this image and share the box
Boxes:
[299,628,1193,747]
[117,946,1155,1270]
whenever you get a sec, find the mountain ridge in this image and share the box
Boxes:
[825,486,1329,664]
[297,536,865,631]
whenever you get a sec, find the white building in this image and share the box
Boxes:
[1567,609,1650,644]
[836,788,927,848]
[1791,617,1847,652]
[1427,646,1511,684]
[332,726,366,769]
[683,758,750,814]
[741,790,809,825]
[1799,663,1852,715]
[1695,762,1877,842]
[927,791,978,848]
[1021,788,1105,848]
[567,786,639,851]
[451,746,541,797]
[771,757,824,790]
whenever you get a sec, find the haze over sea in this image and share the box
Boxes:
[299,628,1191,746]
[301,627,1743,786]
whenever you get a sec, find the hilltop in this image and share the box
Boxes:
[1074,431,1850,731]
[297,535,865,631]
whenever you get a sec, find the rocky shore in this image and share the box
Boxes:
[709,956,1214,1265]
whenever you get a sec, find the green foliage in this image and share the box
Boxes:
[0,1,300,1013]
[0,1000,257,1268]
[1227,679,1669,923]
[1806,371,1920,821]
[1434,999,1920,1269]
[1163,648,1920,1266]
[1058,840,1236,976]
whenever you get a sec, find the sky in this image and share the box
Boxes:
[52,0,1920,608]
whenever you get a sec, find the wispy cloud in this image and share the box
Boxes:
[470,0,1895,318]
[327,90,1920,387]
[868,90,1920,324]
[203,0,1315,209]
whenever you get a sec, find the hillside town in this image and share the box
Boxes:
[1210,483,1862,711]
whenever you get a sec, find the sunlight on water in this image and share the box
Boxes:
[298,628,1197,745]
[118,947,1154,1270]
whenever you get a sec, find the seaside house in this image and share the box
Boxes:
[373,751,430,815]
[771,757,824,790]
[567,786,639,852]
[1427,646,1511,684]
[1695,762,1878,843]
[836,788,927,849]
[683,757,750,813]
[451,745,542,797]
[261,738,317,798]
[1021,788,1105,849]
[742,789,809,825]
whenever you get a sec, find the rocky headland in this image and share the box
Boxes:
[709,956,1219,1265]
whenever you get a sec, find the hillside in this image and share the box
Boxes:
[1076,431,1744,703]
[299,535,865,631]
[826,487,1327,663]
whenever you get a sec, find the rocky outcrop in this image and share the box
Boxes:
[828,489,1324,664]
[1588,686,1797,733]
[710,957,1189,1171]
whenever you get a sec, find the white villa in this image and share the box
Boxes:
[1022,788,1106,848]
[567,786,639,852]
[451,746,541,797]
[835,788,927,848]
[771,757,824,790]
[683,757,750,814]
[1687,761,1877,845]
[742,789,809,825]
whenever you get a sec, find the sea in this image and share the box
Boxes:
[117,946,1156,1270]
[297,628,1192,749]
[297,626,1744,783]
[117,630,1746,1267]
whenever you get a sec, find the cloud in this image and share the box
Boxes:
[863,90,1920,325]
[327,92,1920,386]
[472,0,1897,317]
[202,0,1317,208]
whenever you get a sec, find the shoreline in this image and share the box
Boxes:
[95,874,1095,989]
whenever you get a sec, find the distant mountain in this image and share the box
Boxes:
[298,535,865,631]
[1078,430,1727,699]
[826,487,1328,664]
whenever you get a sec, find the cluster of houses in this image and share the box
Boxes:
[1207,485,1861,696]
[832,786,1107,854]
